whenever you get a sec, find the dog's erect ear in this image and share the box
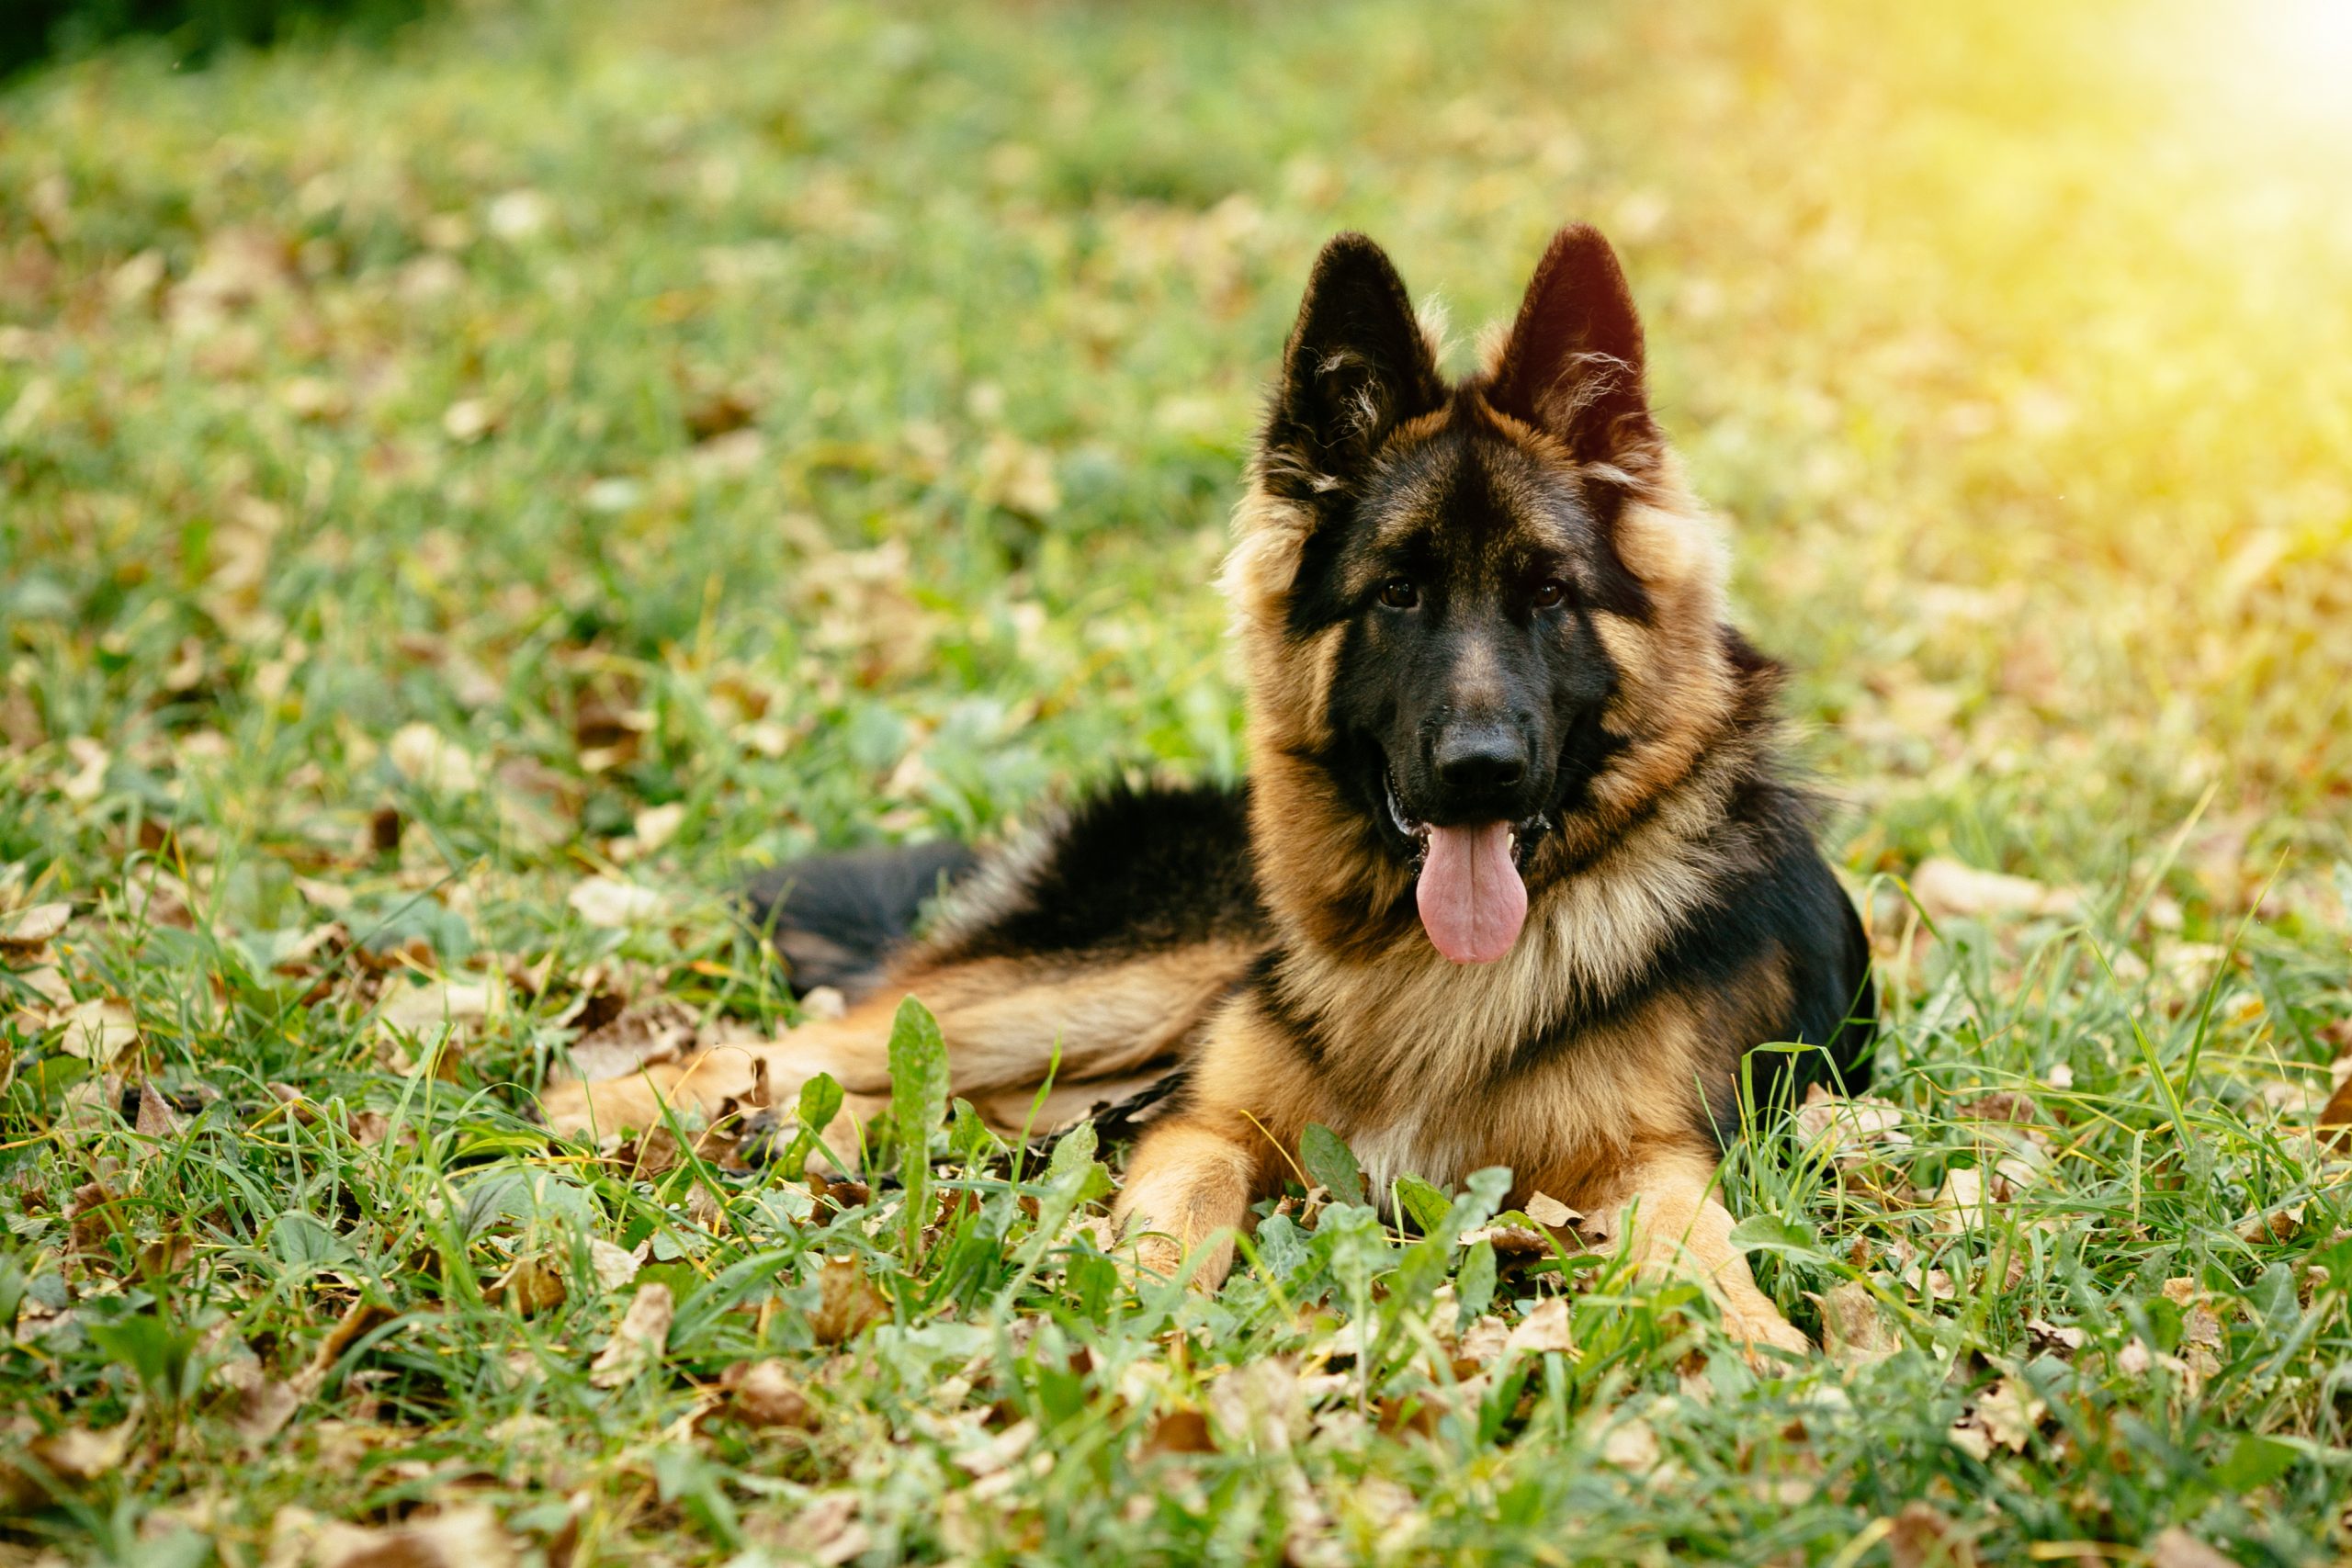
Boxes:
[1260,233,1445,492]
[1487,223,1657,465]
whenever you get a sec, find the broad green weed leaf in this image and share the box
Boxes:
[1299,1122,1365,1204]
[1726,1213,1825,1260]
[889,997,950,1258]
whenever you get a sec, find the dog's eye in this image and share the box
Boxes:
[1378,578,1419,609]
[1531,579,1569,609]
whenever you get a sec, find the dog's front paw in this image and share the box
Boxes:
[1718,1292,1814,1365]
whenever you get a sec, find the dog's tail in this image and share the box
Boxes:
[743,840,978,999]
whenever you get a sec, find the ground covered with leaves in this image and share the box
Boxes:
[4,0,2351,1562]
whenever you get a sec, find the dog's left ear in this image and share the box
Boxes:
[1486,224,1658,466]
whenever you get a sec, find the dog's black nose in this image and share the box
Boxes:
[1431,723,1528,796]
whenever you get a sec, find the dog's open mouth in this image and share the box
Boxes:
[1384,771,1549,965]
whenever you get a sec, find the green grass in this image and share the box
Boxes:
[4,0,2351,1562]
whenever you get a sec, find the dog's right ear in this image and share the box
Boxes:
[1257,233,1444,496]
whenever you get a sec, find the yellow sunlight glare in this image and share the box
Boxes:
[2236,0,2352,130]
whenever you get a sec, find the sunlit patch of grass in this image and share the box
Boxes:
[3,0,2350,1562]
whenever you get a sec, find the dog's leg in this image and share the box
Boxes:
[1110,1113,1271,1290]
[1596,1149,1811,1359]
[1107,1001,1304,1289]
[538,945,1252,1146]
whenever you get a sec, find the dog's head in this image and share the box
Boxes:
[1228,225,1748,964]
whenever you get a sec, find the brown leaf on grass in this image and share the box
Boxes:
[379,978,498,1035]
[59,998,140,1065]
[1810,1280,1896,1364]
[1954,1091,2039,1125]
[588,1283,673,1388]
[560,1001,695,1085]
[214,1352,322,1448]
[566,876,666,929]
[1594,1412,1663,1476]
[1972,1376,2047,1452]
[1523,1190,1580,1229]
[269,1503,518,1568]
[1458,1223,1552,1256]
[1456,1315,1511,1364]
[1910,857,2081,921]
[2317,1074,2352,1151]
[0,902,69,951]
[1141,1408,1215,1457]
[487,1253,567,1316]
[684,386,758,444]
[587,1237,639,1292]
[808,1257,887,1346]
[784,1494,870,1568]
[1205,1357,1306,1454]
[0,1419,134,1510]
[134,1082,182,1138]
[313,1299,397,1378]
[2025,1319,2086,1357]
[2237,1204,2307,1244]
[2147,1528,2243,1568]
[1792,1084,1908,1166]
[719,1359,818,1429]
[1887,1501,1976,1568]
[9,959,73,1013]
[67,1178,119,1252]
[1503,1297,1575,1357]
[386,722,480,793]
[368,805,403,855]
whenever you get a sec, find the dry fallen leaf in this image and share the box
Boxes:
[2237,1204,2306,1244]
[487,1252,567,1315]
[1945,1419,1992,1462]
[808,1256,888,1346]
[0,1419,133,1510]
[312,1298,398,1378]
[787,1493,871,1568]
[1595,1410,1662,1474]
[1456,1315,1511,1364]
[379,979,498,1034]
[1524,1190,1579,1229]
[2317,1074,2352,1151]
[2146,1527,2243,1568]
[1503,1297,1575,1357]
[1972,1376,2046,1452]
[587,1237,639,1292]
[1911,857,2082,921]
[1811,1280,1897,1364]
[953,1417,1038,1480]
[719,1359,818,1429]
[134,1083,182,1138]
[561,1002,696,1084]
[1205,1357,1306,1454]
[220,1359,314,1447]
[0,902,70,951]
[1793,1084,1908,1166]
[567,877,668,929]
[588,1283,673,1388]
[270,1502,519,1568]
[58,999,140,1066]
[1141,1408,1216,1456]
[387,722,480,793]
[1887,1501,1977,1568]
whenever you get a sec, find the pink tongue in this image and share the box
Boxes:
[1416,821,1528,964]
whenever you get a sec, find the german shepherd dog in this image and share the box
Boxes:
[543,224,1875,1352]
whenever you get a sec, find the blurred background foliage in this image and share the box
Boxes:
[0,0,429,82]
